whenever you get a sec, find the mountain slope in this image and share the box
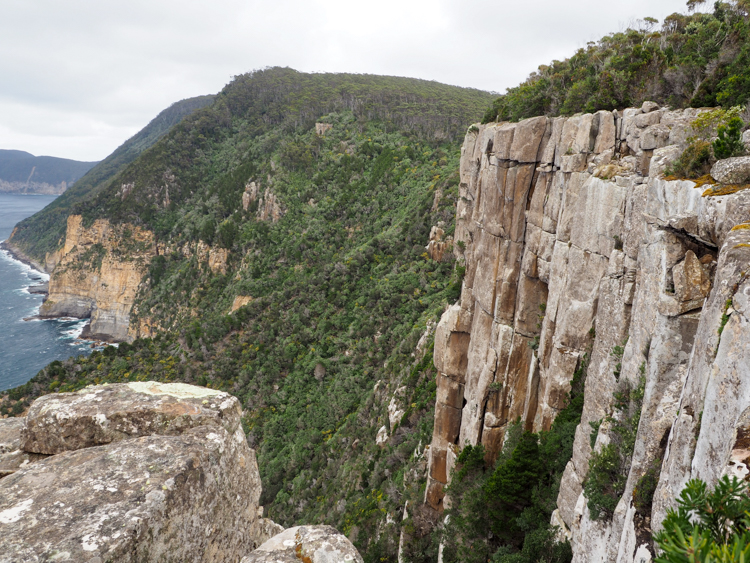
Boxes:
[0,150,97,195]
[6,94,215,264]
[0,67,494,559]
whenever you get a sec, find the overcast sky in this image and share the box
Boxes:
[1,0,690,162]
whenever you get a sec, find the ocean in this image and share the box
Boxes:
[0,193,92,391]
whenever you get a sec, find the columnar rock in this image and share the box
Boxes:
[0,382,266,562]
[426,103,750,563]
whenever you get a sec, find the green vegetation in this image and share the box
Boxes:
[2,68,494,560]
[666,106,747,179]
[584,370,645,521]
[482,1,750,123]
[9,95,215,261]
[431,353,588,563]
[655,476,750,562]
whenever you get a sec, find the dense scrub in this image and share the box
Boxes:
[2,69,494,560]
[406,353,589,563]
[482,1,750,123]
[9,94,215,261]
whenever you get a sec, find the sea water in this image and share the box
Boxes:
[0,194,92,391]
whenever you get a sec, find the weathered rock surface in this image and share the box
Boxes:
[0,382,267,562]
[241,525,364,563]
[0,418,47,478]
[426,104,750,562]
[22,381,242,455]
[711,156,750,185]
[0,426,261,563]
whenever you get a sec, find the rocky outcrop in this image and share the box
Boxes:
[425,225,453,262]
[711,156,750,185]
[241,525,364,563]
[0,382,265,562]
[243,181,285,222]
[426,103,750,561]
[39,215,156,341]
[21,381,243,454]
[231,295,254,312]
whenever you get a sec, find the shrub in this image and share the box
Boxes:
[666,139,713,179]
[654,476,750,563]
[713,116,745,159]
[584,375,645,520]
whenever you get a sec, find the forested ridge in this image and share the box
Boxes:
[3,68,494,560]
[483,0,750,123]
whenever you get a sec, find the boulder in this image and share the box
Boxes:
[0,418,23,455]
[241,525,364,563]
[0,425,262,562]
[22,381,241,455]
[0,382,270,562]
[711,156,750,185]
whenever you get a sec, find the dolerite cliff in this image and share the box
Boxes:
[0,382,362,562]
[426,102,750,562]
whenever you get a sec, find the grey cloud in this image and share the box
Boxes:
[1,0,688,160]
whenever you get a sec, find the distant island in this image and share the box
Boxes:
[0,149,98,195]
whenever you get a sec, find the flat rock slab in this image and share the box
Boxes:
[22,382,241,454]
[0,425,262,563]
[242,525,363,563]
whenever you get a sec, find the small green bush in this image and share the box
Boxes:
[584,375,645,520]
[713,116,745,159]
[654,476,750,563]
[666,140,714,179]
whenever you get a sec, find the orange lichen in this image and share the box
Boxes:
[702,184,750,197]
[664,174,716,188]
[730,223,750,231]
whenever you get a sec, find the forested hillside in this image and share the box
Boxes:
[2,68,494,560]
[483,0,750,122]
[8,94,215,261]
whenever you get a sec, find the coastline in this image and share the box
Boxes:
[0,239,47,274]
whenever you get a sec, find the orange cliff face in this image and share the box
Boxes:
[39,215,156,341]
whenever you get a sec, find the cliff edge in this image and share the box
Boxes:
[427,102,750,562]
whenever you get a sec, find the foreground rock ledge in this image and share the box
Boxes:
[0,425,262,562]
[0,382,264,563]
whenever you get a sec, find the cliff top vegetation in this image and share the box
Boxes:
[482,0,750,123]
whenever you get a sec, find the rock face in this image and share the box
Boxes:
[0,382,265,562]
[426,105,750,562]
[241,525,364,563]
[39,215,156,341]
[711,156,750,185]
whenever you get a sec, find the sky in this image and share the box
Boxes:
[1,0,691,162]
